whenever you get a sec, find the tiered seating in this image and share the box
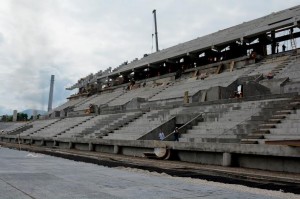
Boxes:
[264,109,300,140]
[108,83,167,106]
[0,122,28,133]
[246,55,288,76]
[103,109,173,140]
[275,55,300,82]
[19,119,59,136]
[241,96,300,144]
[49,98,86,114]
[180,99,289,143]
[149,68,250,101]
[81,112,143,138]
[31,116,92,138]
[73,89,124,111]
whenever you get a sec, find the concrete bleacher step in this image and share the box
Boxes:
[258,124,276,128]
[267,119,281,124]
[245,134,265,139]
[252,129,270,134]
[275,110,292,114]
[240,139,259,144]
[271,115,286,119]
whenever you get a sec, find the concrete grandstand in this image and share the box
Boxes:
[1,5,300,174]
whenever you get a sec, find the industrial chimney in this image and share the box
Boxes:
[153,9,159,52]
[47,75,55,112]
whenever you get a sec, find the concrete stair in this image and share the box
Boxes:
[241,96,300,144]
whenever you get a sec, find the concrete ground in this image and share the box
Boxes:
[0,147,298,199]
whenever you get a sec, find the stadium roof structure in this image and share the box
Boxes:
[67,5,300,90]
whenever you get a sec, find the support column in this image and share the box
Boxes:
[69,142,73,149]
[271,30,276,54]
[13,110,17,122]
[222,152,232,167]
[114,145,120,154]
[89,142,94,151]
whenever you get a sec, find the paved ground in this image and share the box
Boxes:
[0,148,298,199]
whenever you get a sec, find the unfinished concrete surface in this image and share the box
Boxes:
[0,147,298,199]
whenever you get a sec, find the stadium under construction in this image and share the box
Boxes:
[1,4,300,193]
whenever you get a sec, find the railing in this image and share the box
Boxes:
[163,113,203,141]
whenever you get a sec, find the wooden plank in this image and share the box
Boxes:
[192,70,198,77]
[265,140,300,147]
[215,64,222,74]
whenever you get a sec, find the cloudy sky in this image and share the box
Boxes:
[0,0,299,115]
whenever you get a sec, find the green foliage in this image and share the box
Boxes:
[1,113,28,122]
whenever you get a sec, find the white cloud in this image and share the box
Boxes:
[0,0,299,115]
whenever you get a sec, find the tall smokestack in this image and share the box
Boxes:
[48,75,55,112]
[153,9,159,52]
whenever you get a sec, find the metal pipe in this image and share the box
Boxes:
[48,75,55,112]
[153,9,159,52]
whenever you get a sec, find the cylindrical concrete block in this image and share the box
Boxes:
[222,152,232,167]
[13,110,17,122]
[114,145,120,154]
[69,142,73,149]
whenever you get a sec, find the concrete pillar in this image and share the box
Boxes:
[184,91,189,104]
[222,152,232,167]
[68,142,73,149]
[89,142,94,151]
[13,110,17,122]
[53,140,58,147]
[40,140,45,146]
[114,145,120,154]
[271,30,276,54]
[33,110,37,120]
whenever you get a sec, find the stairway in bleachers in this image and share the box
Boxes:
[241,96,300,144]
[108,83,167,106]
[30,116,92,138]
[58,112,144,139]
[73,89,124,111]
[179,98,291,143]
[103,109,172,140]
[19,119,61,136]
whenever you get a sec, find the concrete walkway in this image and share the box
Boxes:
[0,147,298,199]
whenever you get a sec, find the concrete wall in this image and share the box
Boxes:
[126,97,146,110]
[138,117,176,140]
[243,81,271,97]
[260,78,289,94]
[206,87,220,101]
[2,132,300,173]
[234,154,300,173]
[177,151,223,165]
[283,81,300,94]
[121,146,151,157]
[95,145,114,153]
